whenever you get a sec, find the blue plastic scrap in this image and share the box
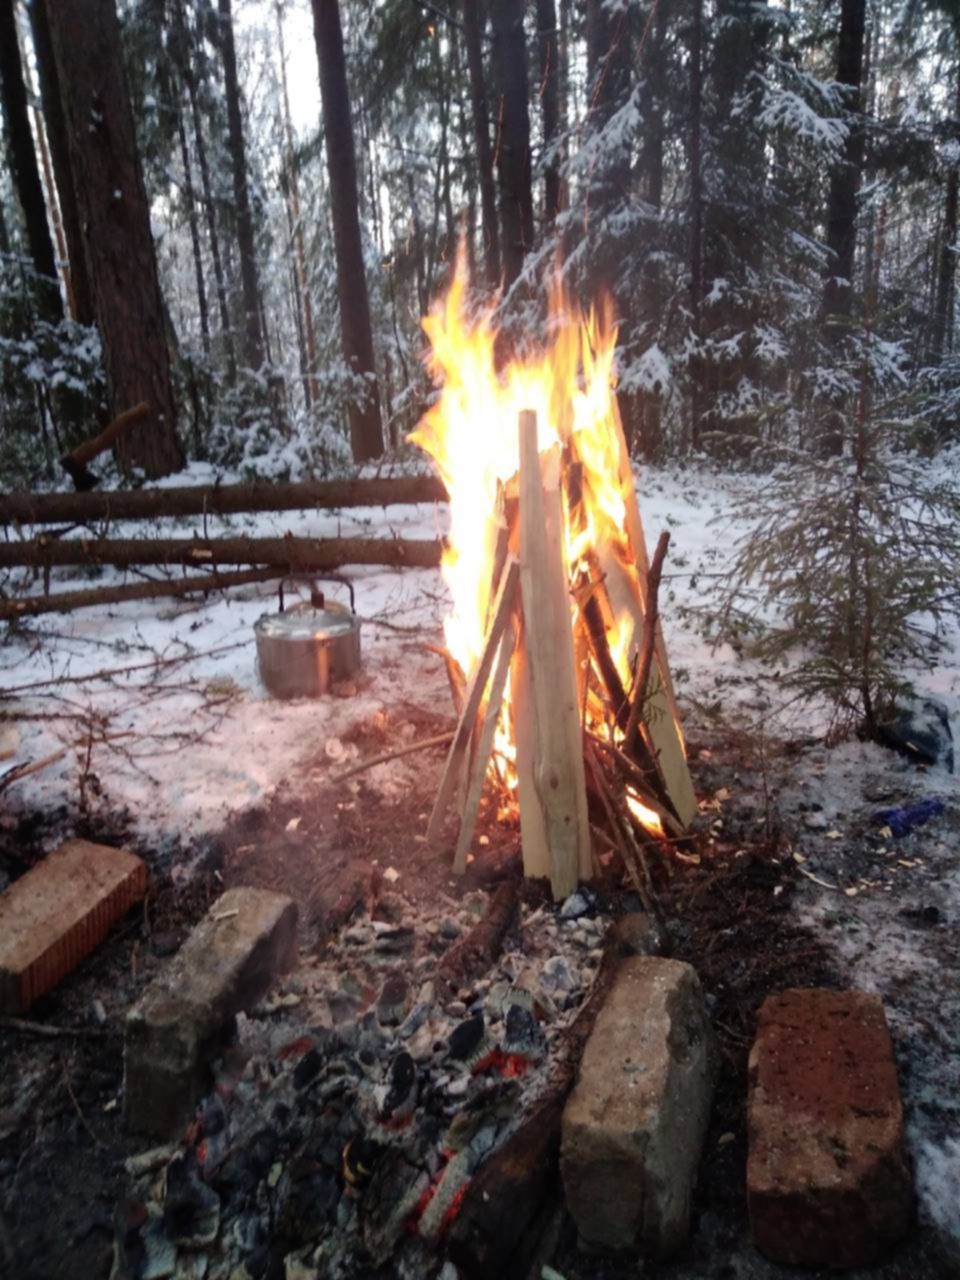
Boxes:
[871,797,946,838]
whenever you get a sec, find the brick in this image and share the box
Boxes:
[747,988,913,1268]
[124,887,297,1137]
[561,956,715,1257]
[0,839,147,1014]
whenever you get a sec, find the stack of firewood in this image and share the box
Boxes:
[428,409,698,902]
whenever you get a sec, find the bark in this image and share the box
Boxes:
[490,0,534,288]
[29,0,93,326]
[0,567,284,621]
[536,0,561,224]
[687,0,705,451]
[821,0,867,323]
[44,0,184,478]
[312,0,384,461]
[0,534,442,572]
[635,0,667,459]
[218,0,265,371]
[176,107,211,357]
[932,65,960,359]
[2,476,447,527]
[0,0,62,320]
[462,0,501,287]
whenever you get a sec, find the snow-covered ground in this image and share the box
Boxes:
[3,459,960,1257]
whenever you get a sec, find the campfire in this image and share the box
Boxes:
[411,261,698,900]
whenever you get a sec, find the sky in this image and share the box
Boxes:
[236,0,322,138]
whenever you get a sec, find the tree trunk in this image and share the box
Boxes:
[28,0,93,326]
[176,107,211,357]
[636,0,666,459]
[175,0,236,383]
[218,0,265,371]
[44,0,184,478]
[0,533,441,572]
[821,0,867,324]
[2,474,447,526]
[536,0,561,225]
[462,0,501,288]
[0,0,62,320]
[688,0,705,451]
[932,64,960,359]
[490,0,534,289]
[311,0,384,461]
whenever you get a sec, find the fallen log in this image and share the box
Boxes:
[2,474,448,527]
[0,567,284,621]
[447,925,627,1278]
[0,534,442,572]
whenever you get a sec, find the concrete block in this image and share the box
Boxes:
[0,838,147,1014]
[561,956,715,1257]
[125,886,297,1136]
[747,988,913,1268]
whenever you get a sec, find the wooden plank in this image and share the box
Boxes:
[453,617,518,874]
[426,558,520,845]
[511,616,551,881]
[608,401,698,826]
[518,411,591,897]
[0,840,147,1014]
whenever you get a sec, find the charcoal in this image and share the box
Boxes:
[163,1153,220,1248]
[293,1048,323,1090]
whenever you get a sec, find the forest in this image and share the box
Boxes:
[3,5,960,1280]
[0,0,957,481]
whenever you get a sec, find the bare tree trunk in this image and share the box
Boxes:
[0,0,62,320]
[688,0,705,452]
[174,0,236,383]
[462,0,501,288]
[311,0,384,461]
[218,0,265,371]
[932,65,960,359]
[491,0,534,289]
[821,0,867,324]
[176,107,211,357]
[277,0,317,406]
[45,0,184,478]
[536,0,562,225]
[29,0,93,326]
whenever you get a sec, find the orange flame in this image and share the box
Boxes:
[410,252,663,837]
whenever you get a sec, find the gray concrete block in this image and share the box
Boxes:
[561,955,715,1257]
[125,887,297,1136]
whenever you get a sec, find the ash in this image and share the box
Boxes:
[119,886,604,1279]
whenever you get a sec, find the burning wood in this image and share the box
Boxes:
[412,260,698,899]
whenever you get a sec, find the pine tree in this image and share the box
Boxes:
[45,0,184,477]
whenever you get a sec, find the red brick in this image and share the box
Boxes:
[0,839,147,1014]
[747,988,913,1268]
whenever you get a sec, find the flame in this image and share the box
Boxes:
[626,791,666,839]
[410,251,663,837]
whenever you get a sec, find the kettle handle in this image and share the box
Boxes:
[278,574,356,614]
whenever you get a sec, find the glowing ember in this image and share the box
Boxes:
[410,252,667,838]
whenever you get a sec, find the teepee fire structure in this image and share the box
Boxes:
[412,263,697,900]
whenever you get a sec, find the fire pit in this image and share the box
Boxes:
[411,259,697,899]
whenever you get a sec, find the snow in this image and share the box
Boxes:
[3,460,960,1249]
